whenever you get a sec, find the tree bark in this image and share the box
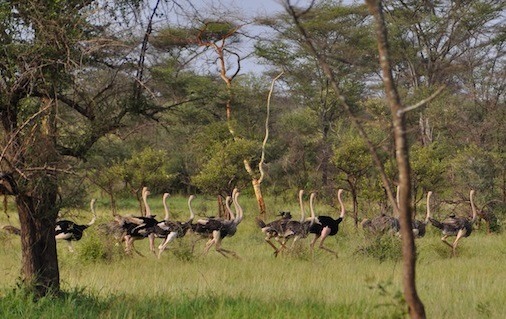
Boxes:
[17,191,60,297]
[365,1,426,318]
[251,178,267,218]
[14,97,61,297]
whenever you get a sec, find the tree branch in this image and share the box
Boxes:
[258,71,283,184]
[398,84,446,116]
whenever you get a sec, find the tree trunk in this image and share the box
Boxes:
[365,1,426,317]
[17,191,60,297]
[251,178,267,219]
[15,97,62,297]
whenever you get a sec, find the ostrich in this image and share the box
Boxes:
[113,187,159,255]
[154,193,195,258]
[308,189,346,258]
[256,190,304,256]
[361,187,401,235]
[55,198,97,252]
[429,189,478,256]
[2,225,21,236]
[191,194,233,240]
[141,186,162,254]
[411,191,432,238]
[126,187,159,253]
[274,190,314,256]
[361,213,400,235]
[256,212,292,256]
[193,189,243,258]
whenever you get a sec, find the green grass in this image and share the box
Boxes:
[1,195,505,318]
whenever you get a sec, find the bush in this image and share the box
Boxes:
[356,234,402,262]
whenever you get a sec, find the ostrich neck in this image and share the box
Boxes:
[142,189,151,217]
[188,196,195,220]
[226,196,236,220]
[470,191,477,223]
[163,194,170,221]
[233,192,243,223]
[301,191,308,223]
[338,190,345,218]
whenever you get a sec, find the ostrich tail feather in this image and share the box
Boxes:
[255,217,266,228]
[429,217,444,230]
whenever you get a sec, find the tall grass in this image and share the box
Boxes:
[1,194,505,318]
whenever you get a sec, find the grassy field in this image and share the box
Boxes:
[0,194,505,318]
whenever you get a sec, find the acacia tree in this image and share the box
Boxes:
[0,0,172,296]
[152,16,283,217]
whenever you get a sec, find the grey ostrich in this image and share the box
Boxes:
[429,189,478,256]
[308,189,346,258]
[275,190,314,256]
[192,189,243,258]
[361,187,401,235]
[361,213,400,235]
[154,193,195,258]
[256,190,305,256]
[411,191,432,238]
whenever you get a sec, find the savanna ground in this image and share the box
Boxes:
[0,194,505,319]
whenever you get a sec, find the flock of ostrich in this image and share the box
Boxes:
[0,183,499,258]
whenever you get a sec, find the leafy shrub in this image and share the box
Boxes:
[356,234,402,262]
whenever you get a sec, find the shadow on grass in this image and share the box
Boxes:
[0,287,372,319]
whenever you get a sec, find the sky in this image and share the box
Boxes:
[149,1,356,75]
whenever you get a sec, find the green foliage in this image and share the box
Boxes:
[356,235,402,262]
[448,144,498,194]
[332,133,372,177]
[410,142,449,195]
[266,107,320,190]
[193,139,257,194]
[365,277,407,319]
[119,147,177,193]
[77,229,114,263]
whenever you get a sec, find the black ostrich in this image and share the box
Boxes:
[308,189,346,258]
[55,198,97,252]
[192,188,243,258]
[114,187,159,255]
[429,189,478,256]
[154,193,195,258]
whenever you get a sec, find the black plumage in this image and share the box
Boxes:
[154,193,195,258]
[55,198,97,252]
[308,189,346,257]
